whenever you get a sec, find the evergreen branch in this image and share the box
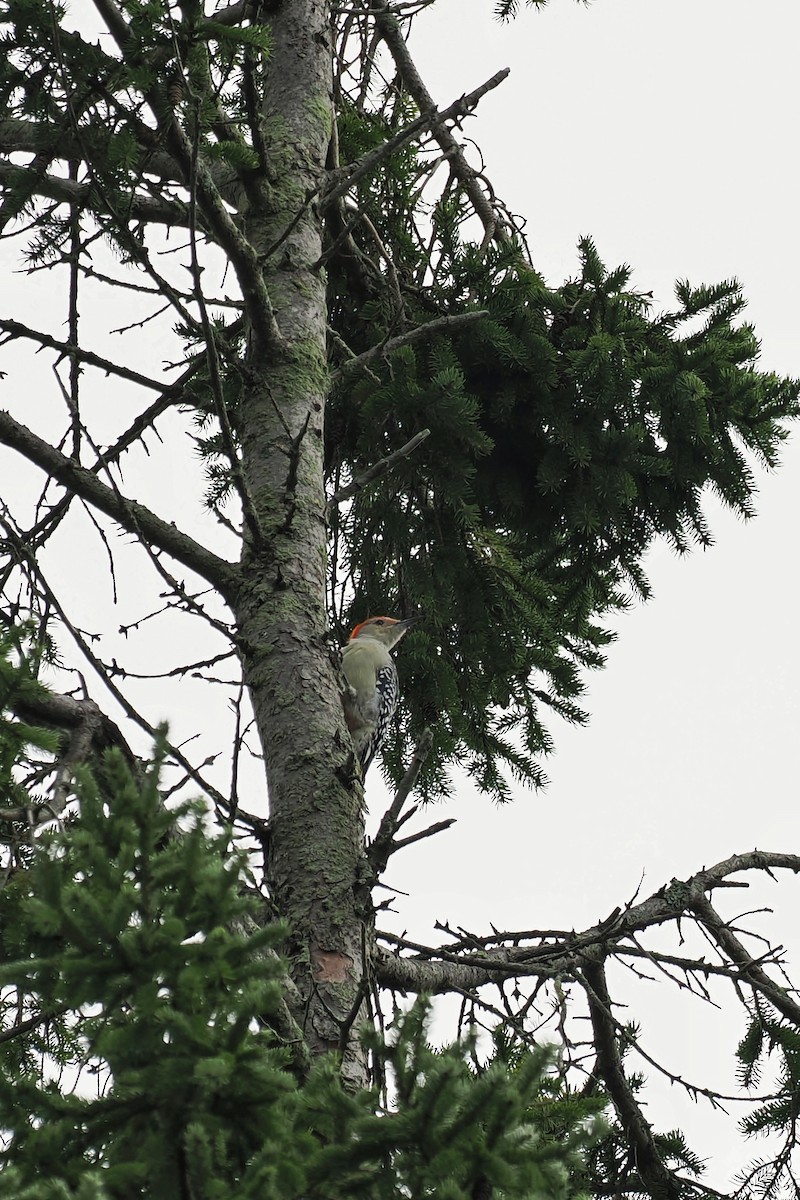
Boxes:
[332,309,489,383]
[0,690,137,827]
[166,5,269,216]
[0,111,259,211]
[323,70,511,210]
[327,430,430,514]
[0,409,238,598]
[234,911,312,1080]
[370,0,508,248]
[0,116,181,188]
[0,162,190,227]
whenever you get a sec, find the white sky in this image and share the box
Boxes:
[400,0,800,956]
[380,1,800,1186]
[2,0,799,1188]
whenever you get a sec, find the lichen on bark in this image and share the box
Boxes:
[232,0,373,1084]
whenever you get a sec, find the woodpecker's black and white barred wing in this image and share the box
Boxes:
[361,662,399,773]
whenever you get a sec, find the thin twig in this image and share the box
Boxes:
[390,817,456,853]
[332,309,488,383]
[323,69,511,210]
[367,728,433,874]
[370,0,508,249]
[327,430,430,514]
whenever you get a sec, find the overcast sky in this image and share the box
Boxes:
[400,0,800,960]
[2,0,799,1187]
[381,1,800,1184]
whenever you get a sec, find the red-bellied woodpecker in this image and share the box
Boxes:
[341,616,419,775]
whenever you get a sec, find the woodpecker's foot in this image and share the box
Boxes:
[335,749,359,786]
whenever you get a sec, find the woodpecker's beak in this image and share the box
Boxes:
[396,616,421,632]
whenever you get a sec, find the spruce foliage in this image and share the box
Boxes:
[1,2,800,1195]
[326,106,800,793]
[0,715,600,1198]
[3,0,796,796]
[0,623,60,815]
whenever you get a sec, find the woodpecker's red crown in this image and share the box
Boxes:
[348,615,420,648]
[349,616,401,640]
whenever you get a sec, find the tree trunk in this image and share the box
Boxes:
[232,0,372,1087]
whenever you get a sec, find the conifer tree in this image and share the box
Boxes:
[1,1,800,1195]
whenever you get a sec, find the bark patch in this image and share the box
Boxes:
[312,947,353,983]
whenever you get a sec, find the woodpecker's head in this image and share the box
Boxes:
[348,615,420,650]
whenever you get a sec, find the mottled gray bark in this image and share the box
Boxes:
[232,0,372,1087]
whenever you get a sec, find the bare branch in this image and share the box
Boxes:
[375,941,498,995]
[332,309,489,384]
[390,817,456,852]
[0,1007,68,1044]
[0,319,174,394]
[368,728,433,875]
[204,0,261,25]
[374,850,800,995]
[691,894,800,1026]
[327,430,430,514]
[0,409,238,599]
[582,952,682,1200]
[370,0,508,248]
[183,108,263,547]
[323,70,510,210]
[2,518,245,830]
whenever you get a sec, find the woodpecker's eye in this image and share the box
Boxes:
[374,619,385,625]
